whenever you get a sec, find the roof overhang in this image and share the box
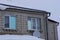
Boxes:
[0,3,50,14]
[48,19,59,26]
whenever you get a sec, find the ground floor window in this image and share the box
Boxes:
[5,16,16,29]
[28,17,41,31]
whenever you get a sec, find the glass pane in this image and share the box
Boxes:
[10,16,16,29]
[28,17,32,30]
[28,20,32,30]
[37,18,41,30]
[32,18,36,29]
[5,16,9,28]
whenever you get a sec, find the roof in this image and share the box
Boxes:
[0,3,59,26]
[48,19,59,25]
[0,3,50,14]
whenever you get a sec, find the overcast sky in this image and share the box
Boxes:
[0,0,60,40]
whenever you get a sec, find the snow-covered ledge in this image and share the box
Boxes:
[0,5,9,10]
[0,35,45,40]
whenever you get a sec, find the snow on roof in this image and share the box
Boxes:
[0,35,45,40]
[0,3,50,14]
[0,5,9,10]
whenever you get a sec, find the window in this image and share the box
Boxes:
[28,17,41,30]
[5,16,16,29]
[5,16,9,28]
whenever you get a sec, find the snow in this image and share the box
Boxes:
[0,5,9,10]
[33,30,40,38]
[0,35,45,40]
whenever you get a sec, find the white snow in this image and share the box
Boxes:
[0,5,9,10]
[33,30,40,38]
[0,35,45,40]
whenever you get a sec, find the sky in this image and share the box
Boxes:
[0,0,60,40]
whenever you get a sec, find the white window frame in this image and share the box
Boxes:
[28,17,41,31]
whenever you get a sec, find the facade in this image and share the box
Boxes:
[0,4,59,40]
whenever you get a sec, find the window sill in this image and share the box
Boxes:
[28,29,43,33]
[3,28,17,31]
[28,29,40,31]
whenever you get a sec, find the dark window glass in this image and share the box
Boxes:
[32,18,36,29]
[5,16,9,28]
[37,18,41,30]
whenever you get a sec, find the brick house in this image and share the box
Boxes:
[0,4,59,40]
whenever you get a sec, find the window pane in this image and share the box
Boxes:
[37,18,41,30]
[5,16,9,28]
[32,18,36,29]
[10,16,16,29]
[28,20,31,30]
[28,17,32,30]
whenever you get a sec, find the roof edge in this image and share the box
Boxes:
[48,19,59,25]
[0,3,50,14]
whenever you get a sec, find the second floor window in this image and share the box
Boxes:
[5,16,16,30]
[28,17,41,31]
